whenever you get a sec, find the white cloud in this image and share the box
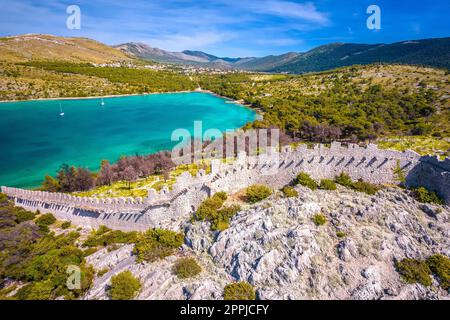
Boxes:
[143,32,234,52]
[249,1,329,25]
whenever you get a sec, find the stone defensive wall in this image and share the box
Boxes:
[2,142,449,231]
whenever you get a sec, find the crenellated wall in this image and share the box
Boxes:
[2,142,449,231]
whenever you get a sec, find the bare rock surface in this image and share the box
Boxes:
[84,186,450,300]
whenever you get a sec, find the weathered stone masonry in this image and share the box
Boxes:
[2,142,449,231]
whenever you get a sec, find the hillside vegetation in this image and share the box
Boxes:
[0,61,195,100]
[0,34,131,64]
[268,38,450,73]
[197,64,450,145]
[119,37,450,72]
[0,35,448,155]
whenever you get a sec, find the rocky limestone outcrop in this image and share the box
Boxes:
[84,186,450,300]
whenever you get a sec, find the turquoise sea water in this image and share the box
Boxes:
[0,92,255,188]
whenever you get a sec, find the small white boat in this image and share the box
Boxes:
[101,98,105,106]
[59,103,64,116]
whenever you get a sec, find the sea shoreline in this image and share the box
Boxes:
[0,89,249,107]
[0,89,258,189]
[0,89,259,120]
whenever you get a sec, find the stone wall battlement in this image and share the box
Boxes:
[2,142,449,231]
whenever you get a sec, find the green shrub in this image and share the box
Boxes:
[394,160,406,185]
[294,172,318,190]
[336,231,347,238]
[281,186,298,198]
[412,187,444,205]
[352,180,380,195]
[312,214,327,226]
[35,213,56,232]
[335,173,380,195]
[26,280,56,300]
[319,179,337,191]
[246,184,272,203]
[0,193,8,204]
[173,257,202,279]
[13,207,36,224]
[223,282,256,300]
[35,213,56,226]
[97,268,109,277]
[82,247,98,257]
[195,193,227,221]
[133,229,184,262]
[15,284,33,300]
[83,228,138,248]
[335,172,353,188]
[214,191,228,201]
[14,242,94,299]
[0,199,95,300]
[61,221,71,229]
[395,258,432,286]
[211,205,241,231]
[426,254,450,290]
[109,271,141,300]
[195,192,239,231]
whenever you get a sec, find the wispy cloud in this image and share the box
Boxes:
[0,0,448,56]
[250,1,329,25]
[143,32,235,52]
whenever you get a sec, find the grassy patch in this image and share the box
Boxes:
[133,229,184,263]
[378,136,450,158]
[109,271,141,300]
[312,214,327,226]
[35,213,56,233]
[336,231,347,238]
[173,258,202,279]
[82,225,138,248]
[223,282,256,300]
[246,184,272,204]
[426,254,450,290]
[319,179,337,191]
[281,186,298,198]
[194,192,241,231]
[411,187,444,205]
[97,268,109,277]
[334,172,380,195]
[395,258,432,287]
[72,162,211,198]
[294,172,318,190]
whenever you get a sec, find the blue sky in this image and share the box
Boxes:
[0,0,449,57]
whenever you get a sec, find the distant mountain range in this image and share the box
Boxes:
[0,34,448,73]
[113,42,251,69]
[116,37,450,73]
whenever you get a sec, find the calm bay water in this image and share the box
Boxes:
[0,92,255,188]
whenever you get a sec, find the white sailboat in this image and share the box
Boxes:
[101,97,105,106]
[59,103,64,116]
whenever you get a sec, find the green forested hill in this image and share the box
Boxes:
[268,38,450,73]
[197,64,450,148]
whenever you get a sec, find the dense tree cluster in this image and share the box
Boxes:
[198,67,446,142]
[41,152,175,193]
[22,62,196,93]
[395,255,450,290]
[0,194,94,300]
[133,229,184,263]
